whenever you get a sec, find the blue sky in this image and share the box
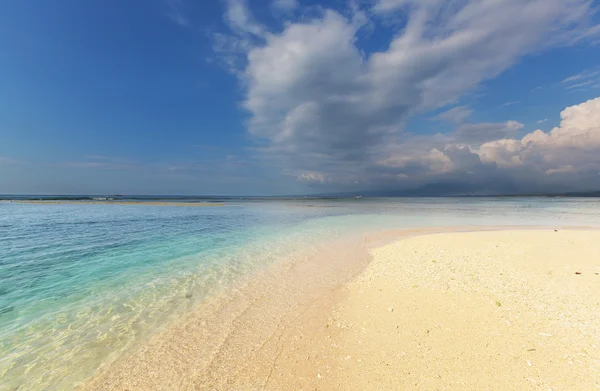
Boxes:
[1,0,600,195]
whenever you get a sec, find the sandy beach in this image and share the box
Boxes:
[85,229,600,390]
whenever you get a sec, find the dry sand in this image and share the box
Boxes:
[85,229,600,390]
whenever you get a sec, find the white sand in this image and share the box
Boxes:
[264,229,600,390]
[85,229,600,390]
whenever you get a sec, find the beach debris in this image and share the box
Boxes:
[388,308,394,312]
[554,229,558,232]
[495,300,502,307]
[539,332,553,337]
[317,373,322,379]
[575,272,581,275]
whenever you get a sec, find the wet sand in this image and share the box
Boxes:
[84,228,600,390]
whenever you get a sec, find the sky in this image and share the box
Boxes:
[1,0,600,195]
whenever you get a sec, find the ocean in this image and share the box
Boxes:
[1,197,599,390]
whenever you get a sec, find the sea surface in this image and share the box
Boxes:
[1,197,600,390]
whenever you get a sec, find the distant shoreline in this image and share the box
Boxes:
[1,192,600,202]
[7,200,225,207]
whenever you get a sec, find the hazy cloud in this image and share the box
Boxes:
[562,68,600,91]
[297,172,327,183]
[271,0,298,13]
[562,69,600,84]
[0,157,16,165]
[167,0,190,27]
[61,158,139,171]
[454,121,524,145]
[436,106,473,124]
[225,0,266,37]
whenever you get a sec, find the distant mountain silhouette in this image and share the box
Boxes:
[313,182,600,198]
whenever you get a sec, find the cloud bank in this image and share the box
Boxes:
[217,0,600,193]
[479,97,600,175]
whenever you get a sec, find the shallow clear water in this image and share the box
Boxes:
[1,197,599,389]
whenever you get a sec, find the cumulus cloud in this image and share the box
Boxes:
[215,0,600,192]
[375,119,524,179]
[379,148,454,175]
[373,98,600,191]
[477,97,600,175]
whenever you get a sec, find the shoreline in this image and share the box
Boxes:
[5,200,225,206]
[84,226,600,390]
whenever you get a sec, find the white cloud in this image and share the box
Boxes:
[226,0,266,37]
[562,69,600,91]
[562,70,600,84]
[477,97,600,174]
[379,148,454,175]
[0,157,16,165]
[566,80,595,89]
[239,1,594,162]
[271,0,298,13]
[436,106,472,124]
[537,119,548,124]
[215,0,600,191]
[501,100,520,107]
[546,165,576,175]
[478,139,526,168]
[297,172,327,183]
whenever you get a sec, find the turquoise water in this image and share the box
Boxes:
[1,198,600,389]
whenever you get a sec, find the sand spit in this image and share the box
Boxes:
[85,229,600,390]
